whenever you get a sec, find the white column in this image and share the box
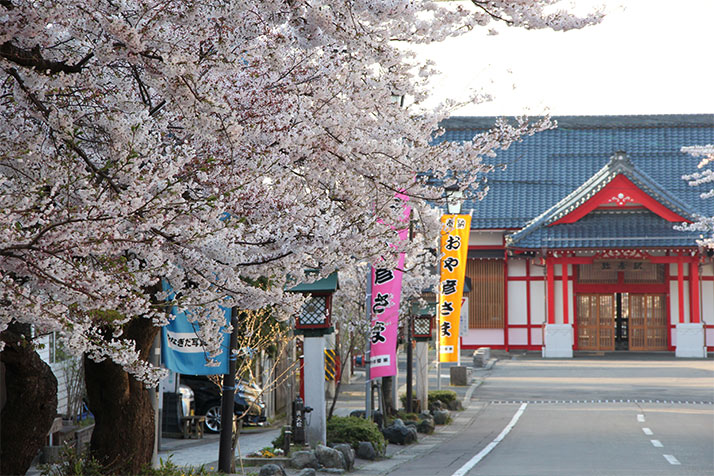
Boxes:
[303,335,326,447]
[415,341,429,413]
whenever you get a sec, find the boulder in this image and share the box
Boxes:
[433,409,450,425]
[349,410,365,419]
[316,444,346,469]
[417,416,435,434]
[259,463,287,476]
[332,443,355,470]
[296,469,317,476]
[356,441,377,460]
[429,400,445,412]
[448,399,464,411]
[382,418,418,445]
[290,450,319,469]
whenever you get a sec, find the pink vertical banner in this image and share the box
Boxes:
[369,192,411,379]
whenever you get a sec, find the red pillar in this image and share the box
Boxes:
[690,259,700,324]
[562,263,569,325]
[678,258,685,324]
[547,259,555,324]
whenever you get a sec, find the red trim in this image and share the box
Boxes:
[526,261,532,348]
[468,245,506,250]
[573,283,668,294]
[299,356,305,401]
[504,251,509,351]
[551,174,691,225]
[562,264,569,325]
[508,275,546,281]
[691,261,700,323]
[547,261,555,324]
[678,260,685,324]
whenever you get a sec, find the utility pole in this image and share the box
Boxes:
[218,307,239,473]
[365,264,372,419]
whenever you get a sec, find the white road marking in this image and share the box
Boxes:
[450,403,528,476]
[637,414,645,422]
[651,440,663,448]
[663,454,681,465]
[642,427,653,435]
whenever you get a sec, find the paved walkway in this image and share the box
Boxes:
[157,351,492,474]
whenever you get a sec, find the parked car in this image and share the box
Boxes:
[180,375,266,432]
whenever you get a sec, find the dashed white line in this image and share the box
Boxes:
[663,454,681,465]
[450,403,528,476]
[642,427,653,435]
[650,440,663,448]
[637,414,645,422]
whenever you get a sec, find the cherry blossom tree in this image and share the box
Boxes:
[679,145,714,248]
[0,0,601,473]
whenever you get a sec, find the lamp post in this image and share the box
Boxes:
[289,272,338,447]
[410,305,434,413]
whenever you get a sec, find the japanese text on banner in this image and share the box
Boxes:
[438,214,471,363]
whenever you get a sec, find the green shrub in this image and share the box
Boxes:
[139,456,211,475]
[326,416,385,455]
[428,390,457,407]
[39,445,104,476]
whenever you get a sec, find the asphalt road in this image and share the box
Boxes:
[384,355,714,476]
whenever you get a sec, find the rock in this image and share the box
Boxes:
[356,441,377,460]
[382,418,418,445]
[332,443,355,470]
[417,416,435,434]
[371,410,384,428]
[448,399,464,411]
[296,469,317,476]
[316,444,346,469]
[433,409,450,425]
[429,400,445,412]
[259,463,287,476]
[290,450,319,469]
[349,410,365,419]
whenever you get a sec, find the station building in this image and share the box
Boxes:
[440,115,714,358]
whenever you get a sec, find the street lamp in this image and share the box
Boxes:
[445,184,464,215]
[287,271,338,447]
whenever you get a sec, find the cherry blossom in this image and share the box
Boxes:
[0,0,600,385]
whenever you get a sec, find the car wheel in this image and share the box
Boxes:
[204,405,221,433]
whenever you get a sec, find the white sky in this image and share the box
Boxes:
[410,0,714,116]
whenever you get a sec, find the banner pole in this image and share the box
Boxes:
[365,264,372,419]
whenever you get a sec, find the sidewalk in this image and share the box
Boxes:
[157,350,497,475]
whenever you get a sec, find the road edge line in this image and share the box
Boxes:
[450,403,528,476]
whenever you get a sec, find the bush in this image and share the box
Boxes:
[428,390,457,407]
[326,416,386,455]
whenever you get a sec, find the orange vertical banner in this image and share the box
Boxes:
[438,214,471,363]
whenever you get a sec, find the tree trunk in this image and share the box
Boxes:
[381,375,395,416]
[84,317,159,474]
[0,323,58,475]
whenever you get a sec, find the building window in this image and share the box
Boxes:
[466,259,505,328]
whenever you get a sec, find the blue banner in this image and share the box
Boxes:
[161,281,231,375]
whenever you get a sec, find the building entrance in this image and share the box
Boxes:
[576,293,667,351]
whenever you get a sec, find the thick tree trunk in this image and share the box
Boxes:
[382,375,396,416]
[0,323,58,476]
[84,317,159,475]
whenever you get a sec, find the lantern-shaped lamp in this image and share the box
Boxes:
[288,271,339,332]
[410,301,436,341]
[412,314,434,341]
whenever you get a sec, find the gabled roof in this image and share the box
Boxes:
[437,115,714,231]
[506,151,700,248]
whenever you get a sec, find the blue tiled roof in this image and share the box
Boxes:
[437,115,714,241]
[511,209,702,249]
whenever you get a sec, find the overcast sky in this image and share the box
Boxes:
[410,0,714,116]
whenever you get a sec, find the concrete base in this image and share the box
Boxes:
[303,336,326,447]
[449,366,471,386]
[542,324,573,358]
[675,323,707,358]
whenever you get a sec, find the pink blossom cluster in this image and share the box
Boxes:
[0,0,599,384]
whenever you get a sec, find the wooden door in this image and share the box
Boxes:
[629,294,667,351]
[577,294,615,351]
